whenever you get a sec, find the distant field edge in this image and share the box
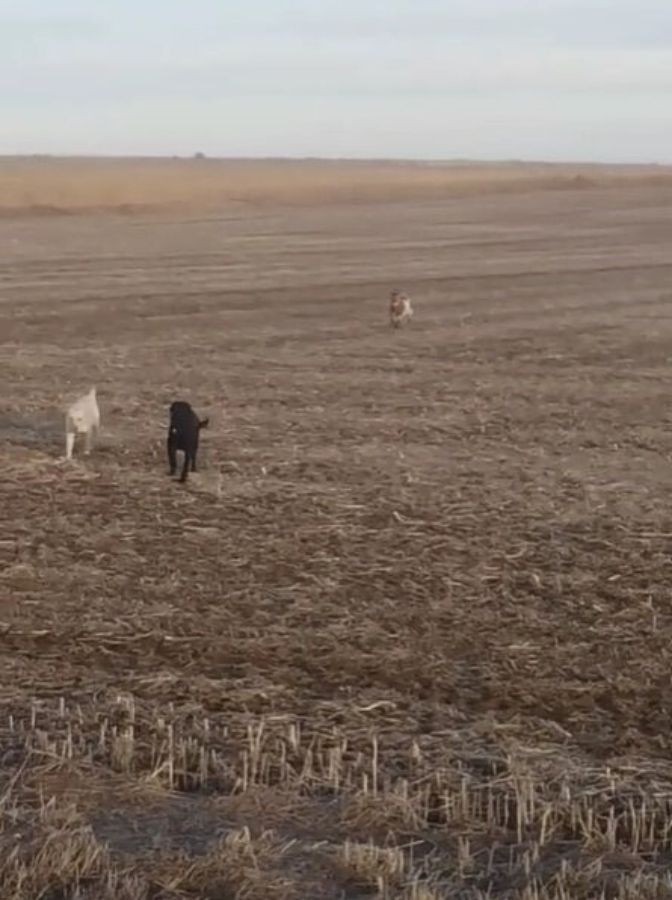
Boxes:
[1,157,672,217]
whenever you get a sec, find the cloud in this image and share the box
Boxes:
[7,37,671,103]
[221,0,672,49]
[0,11,107,63]
[1,0,671,160]
[1,12,104,40]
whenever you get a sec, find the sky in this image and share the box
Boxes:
[2,0,672,162]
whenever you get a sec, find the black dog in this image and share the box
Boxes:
[167,401,209,482]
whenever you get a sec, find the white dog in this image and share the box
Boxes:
[65,387,100,460]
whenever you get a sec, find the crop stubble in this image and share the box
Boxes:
[1,170,672,897]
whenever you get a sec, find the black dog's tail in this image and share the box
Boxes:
[198,418,209,429]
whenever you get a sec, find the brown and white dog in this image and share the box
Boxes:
[389,290,414,328]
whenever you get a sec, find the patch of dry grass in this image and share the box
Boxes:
[1,156,672,215]
[4,710,672,897]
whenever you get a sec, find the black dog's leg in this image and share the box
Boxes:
[167,435,177,476]
[180,448,191,483]
[191,443,198,472]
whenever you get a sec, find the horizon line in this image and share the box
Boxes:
[0,153,669,168]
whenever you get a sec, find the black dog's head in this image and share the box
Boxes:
[169,400,192,418]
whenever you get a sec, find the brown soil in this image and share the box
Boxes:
[1,175,672,898]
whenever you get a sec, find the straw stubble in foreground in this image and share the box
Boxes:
[1,172,672,898]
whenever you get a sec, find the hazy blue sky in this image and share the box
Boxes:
[3,0,671,161]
